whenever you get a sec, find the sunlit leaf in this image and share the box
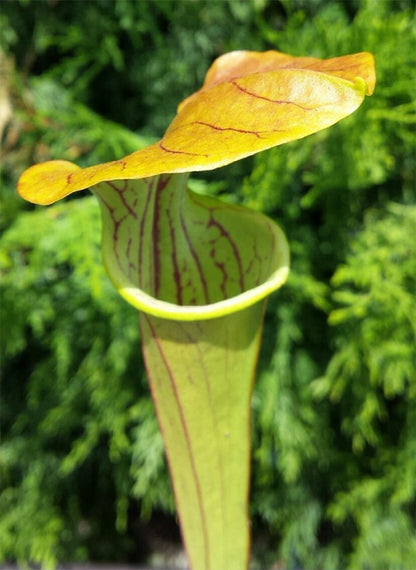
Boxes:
[18,50,375,205]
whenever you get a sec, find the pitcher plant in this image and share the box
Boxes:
[18,50,375,570]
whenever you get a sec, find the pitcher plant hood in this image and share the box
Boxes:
[18,49,375,206]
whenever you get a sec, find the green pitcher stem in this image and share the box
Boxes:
[140,302,266,570]
[90,173,288,568]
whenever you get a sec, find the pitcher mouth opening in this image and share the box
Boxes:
[109,263,290,321]
[96,173,290,321]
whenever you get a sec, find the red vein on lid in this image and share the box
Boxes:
[193,121,261,138]
[159,141,208,157]
[231,79,313,110]
[113,159,127,170]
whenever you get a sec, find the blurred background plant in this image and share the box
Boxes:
[1,0,415,568]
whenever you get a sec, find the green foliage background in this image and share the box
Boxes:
[1,0,415,568]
